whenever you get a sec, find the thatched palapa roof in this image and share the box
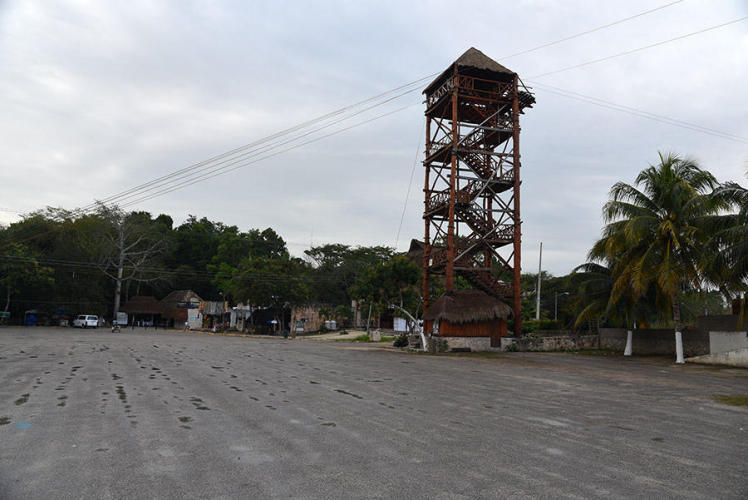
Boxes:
[424,47,515,95]
[120,296,163,315]
[161,290,201,305]
[423,289,512,324]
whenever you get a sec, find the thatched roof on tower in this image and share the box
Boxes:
[424,47,515,95]
[423,289,512,324]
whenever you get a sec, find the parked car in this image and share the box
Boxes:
[72,315,99,328]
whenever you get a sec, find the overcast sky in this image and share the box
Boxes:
[1,0,746,275]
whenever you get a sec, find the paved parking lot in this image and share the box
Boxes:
[1,327,746,499]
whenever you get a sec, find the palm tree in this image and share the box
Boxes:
[700,180,748,325]
[572,261,614,329]
[594,152,721,363]
[573,257,654,355]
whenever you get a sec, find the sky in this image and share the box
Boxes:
[0,0,746,275]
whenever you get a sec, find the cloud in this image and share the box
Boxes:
[0,0,746,275]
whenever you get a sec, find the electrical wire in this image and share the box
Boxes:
[119,103,419,208]
[530,16,748,79]
[0,84,426,249]
[500,0,684,60]
[87,5,697,213]
[528,81,748,144]
[113,16,748,211]
[4,11,747,249]
[0,254,380,285]
[395,122,424,250]
[106,87,423,208]
[78,76,435,213]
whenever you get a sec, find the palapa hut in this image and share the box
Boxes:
[423,289,511,349]
[120,295,163,326]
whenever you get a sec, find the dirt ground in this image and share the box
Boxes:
[1,326,746,498]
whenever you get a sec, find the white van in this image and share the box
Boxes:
[73,315,99,328]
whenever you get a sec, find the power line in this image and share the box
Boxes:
[79,74,437,213]
[0,254,384,285]
[500,0,684,60]
[0,84,425,249]
[5,11,747,249]
[528,81,748,144]
[531,16,748,79]
[395,122,424,250]
[119,103,419,208]
[78,78,434,214]
[90,7,696,214]
[115,16,748,211]
[106,87,422,208]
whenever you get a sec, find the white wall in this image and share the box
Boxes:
[709,331,748,354]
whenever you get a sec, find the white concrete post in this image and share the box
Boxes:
[624,330,633,356]
[675,331,685,364]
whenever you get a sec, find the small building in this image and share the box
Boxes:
[120,296,163,326]
[230,303,253,331]
[161,290,202,328]
[291,304,323,333]
[200,301,229,329]
[423,289,511,351]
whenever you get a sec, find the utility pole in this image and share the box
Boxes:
[535,242,543,320]
[554,291,569,321]
[365,302,373,336]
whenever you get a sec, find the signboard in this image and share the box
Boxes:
[116,312,128,326]
[188,308,202,329]
[0,311,10,319]
[176,302,199,309]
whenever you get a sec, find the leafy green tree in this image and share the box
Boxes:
[351,255,421,329]
[700,180,748,323]
[168,216,234,297]
[305,244,393,306]
[572,261,616,329]
[209,227,289,300]
[333,304,352,327]
[227,256,311,330]
[0,243,54,316]
[1,209,111,318]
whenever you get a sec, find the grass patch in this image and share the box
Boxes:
[340,333,395,343]
[336,334,396,343]
[403,350,510,359]
[711,394,748,406]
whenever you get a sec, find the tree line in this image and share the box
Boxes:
[2,152,745,338]
[0,204,421,326]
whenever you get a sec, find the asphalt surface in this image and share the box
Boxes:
[1,327,746,499]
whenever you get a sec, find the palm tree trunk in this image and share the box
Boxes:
[623,310,633,356]
[672,293,685,364]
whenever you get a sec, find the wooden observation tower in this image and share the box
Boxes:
[422,47,534,338]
